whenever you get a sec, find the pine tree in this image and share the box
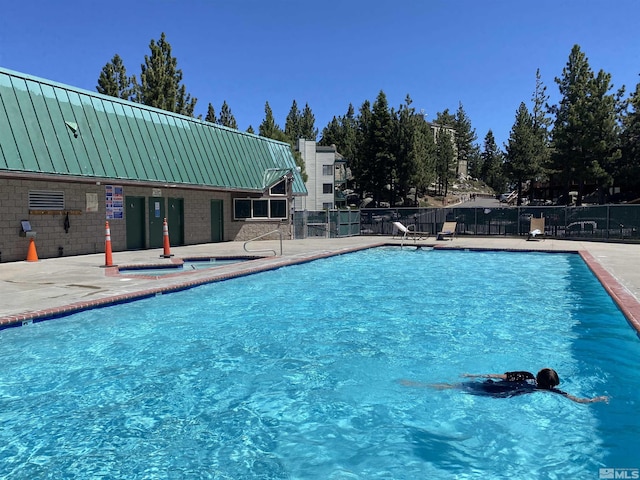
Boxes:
[205,103,216,123]
[394,95,435,205]
[259,102,280,138]
[480,130,505,194]
[435,127,455,197]
[434,109,456,128]
[300,103,318,141]
[528,68,552,202]
[619,80,640,196]
[259,102,307,182]
[550,44,620,205]
[97,54,134,100]
[353,100,373,201]
[284,100,301,141]
[453,102,477,178]
[319,104,357,162]
[246,125,255,134]
[505,103,536,205]
[218,101,238,129]
[369,91,396,205]
[137,32,197,116]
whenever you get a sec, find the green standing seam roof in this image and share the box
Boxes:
[0,67,307,195]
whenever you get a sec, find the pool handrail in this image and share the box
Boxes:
[243,229,283,256]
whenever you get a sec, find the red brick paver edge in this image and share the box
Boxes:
[579,250,640,336]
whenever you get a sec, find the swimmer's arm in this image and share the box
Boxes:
[461,373,507,380]
[563,393,610,404]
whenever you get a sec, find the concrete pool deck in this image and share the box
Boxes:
[1,236,639,334]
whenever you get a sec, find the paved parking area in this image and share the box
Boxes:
[1,236,639,334]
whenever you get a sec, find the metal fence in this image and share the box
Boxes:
[293,209,361,239]
[360,205,640,241]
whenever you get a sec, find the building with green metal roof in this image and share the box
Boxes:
[0,67,306,262]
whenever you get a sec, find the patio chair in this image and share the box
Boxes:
[392,221,429,242]
[437,221,457,240]
[528,216,545,241]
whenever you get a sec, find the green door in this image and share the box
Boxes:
[211,200,224,242]
[168,197,184,246]
[125,196,146,250]
[148,197,166,248]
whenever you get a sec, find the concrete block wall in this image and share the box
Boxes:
[0,177,293,263]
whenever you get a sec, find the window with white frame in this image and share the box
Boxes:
[322,164,333,176]
[269,179,286,196]
[234,198,288,220]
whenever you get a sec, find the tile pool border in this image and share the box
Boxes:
[1,242,640,339]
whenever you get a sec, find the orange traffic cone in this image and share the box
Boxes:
[26,237,38,262]
[104,221,113,267]
[161,217,173,258]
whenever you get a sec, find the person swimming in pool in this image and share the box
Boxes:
[403,368,609,404]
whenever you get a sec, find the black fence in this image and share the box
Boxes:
[360,205,640,241]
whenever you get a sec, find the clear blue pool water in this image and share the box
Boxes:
[1,247,639,479]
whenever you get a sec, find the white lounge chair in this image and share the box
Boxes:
[392,221,429,242]
[528,217,545,240]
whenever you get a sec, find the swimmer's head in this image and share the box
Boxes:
[536,368,560,389]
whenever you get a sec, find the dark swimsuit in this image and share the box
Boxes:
[463,371,568,398]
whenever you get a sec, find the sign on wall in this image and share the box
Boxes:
[86,193,98,212]
[105,185,124,219]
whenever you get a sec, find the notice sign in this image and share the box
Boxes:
[86,193,98,212]
[105,185,124,219]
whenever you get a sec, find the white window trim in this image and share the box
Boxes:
[234,198,288,220]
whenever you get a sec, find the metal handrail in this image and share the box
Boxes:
[243,229,283,256]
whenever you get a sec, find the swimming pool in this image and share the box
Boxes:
[1,247,638,478]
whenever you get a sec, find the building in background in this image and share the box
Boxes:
[0,68,306,262]
[295,139,348,211]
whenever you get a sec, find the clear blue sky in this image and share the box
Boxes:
[1,0,638,148]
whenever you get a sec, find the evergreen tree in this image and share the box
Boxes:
[549,45,620,205]
[368,91,396,205]
[619,80,640,197]
[284,101,318,142]
[319,104,357,162]
[480,130,505,193]
[259,101,280,138]
[353,100,373,201]
[434,109,456,128]
[435,127,455,196]
[97,54,134,100]
[467,144,483,180]
[394,95,436,205]
[300,103,318,141]
[528,68,552,201]
[205,103,216,123]
[284,100,301,141]
[259,102,307,182]
[409,109,437,204]
[218,101,238,129]
[505,102,536,205]
[246,125,255,134]
[453,102,477,178]
[137,32,197,116]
